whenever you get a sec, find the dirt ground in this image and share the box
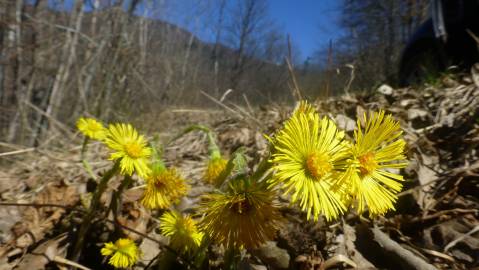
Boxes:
[1,67,479,269]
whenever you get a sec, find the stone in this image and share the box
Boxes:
[250,264,267,270]
[253,241,290,270]
[377,84,393,95]
[335,114,356,132]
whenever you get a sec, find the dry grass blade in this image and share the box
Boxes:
[200,90,262,126]
[285,36,302,101]
[200,90,242,118]
[52,256,92,270]
[0,148,35,157]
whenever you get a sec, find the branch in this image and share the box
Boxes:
[371,226,438,270]
[23,13,99,46]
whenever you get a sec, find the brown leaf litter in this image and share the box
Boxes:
[1,67,479,269]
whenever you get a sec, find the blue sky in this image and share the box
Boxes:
[161,0,344,62]
[47,0,343,62]
[267,0,342,61]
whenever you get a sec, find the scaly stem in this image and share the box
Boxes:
[80,137,97,180]
[224,245,241,270]
[109,175,133,231]
[250,152,272,182]
[71,161,119,262]
[80,137,89,160]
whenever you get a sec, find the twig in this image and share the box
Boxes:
[171,109,209,113]
[0,141,27,150]
[324,39,333,98]
[220,89,233,102]
[242,94,254,115]
[414,208,478,223]
[200,90,242,118]
[201,90,262,127]
[23,13,99,46]
[387,227,456,263]
[467,29,479,45]
[0,147,35,157]
[343,64,355,95]
[444,225,479,252]
[419,248,455,263]
[23,100,74,140]
[397,176,448,197]
[229,103,261,126]
[0,202,76,210]
[53,256,92,270]
[423,181,459,216]
[144,252,161,269]
[285,34,302,101]
[371,226,438,270]
[321,254,357,270]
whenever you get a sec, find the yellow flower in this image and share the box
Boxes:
[105,123,152,178]
[270,103,349,221]
[293,100,316,116]
[141,168,189,209]
[159,211,203,253]
[101,238,140,268]
[200,180,282,249]
[76,117,106,140]
[203,157,228,186]
[343,110,407,216]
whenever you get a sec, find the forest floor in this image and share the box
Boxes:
[1,67,479,270]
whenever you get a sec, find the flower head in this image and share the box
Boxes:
[343,110,407,216]
[160,211,203,253]
[203,157,228,186]
[105,123,152,178]
[270,103,349,221]
[293,100,316,116]
[76,117,106,140]
[141,167,189,209]
[101,238,140,268]
[200,180,282,249]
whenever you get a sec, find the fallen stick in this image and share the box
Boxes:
[0,147,35,157]
[371,226,438,270]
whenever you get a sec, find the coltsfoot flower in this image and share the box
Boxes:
[141,167,188,209]
[203,157,228,186]
[200,180,282,249]
[270,102,349,221]
[76,117,106,140]
[101,238,141,268]
[105,123,152,178]
[293,100,316,116]
[343,110,407,216]
[160,211,203,253]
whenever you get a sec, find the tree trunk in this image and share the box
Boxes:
[45,0,84,121]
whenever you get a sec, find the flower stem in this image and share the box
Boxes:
[71,161,119,262]
[251,153,272,182]
[80,137,97,180]
[224,245,241,270]
[109,175,133,231]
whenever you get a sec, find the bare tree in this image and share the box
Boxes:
[45,0,84,119]
[225,0,270,89]
[0,0,294,145]
[323,0,429,90]
[212,0,226,97]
